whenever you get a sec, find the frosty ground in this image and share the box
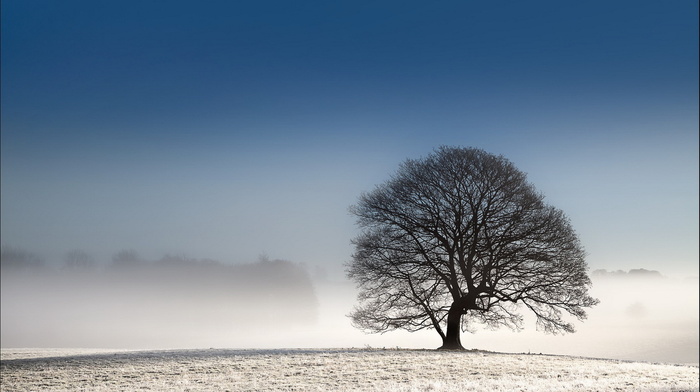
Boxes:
[1,348,698,392]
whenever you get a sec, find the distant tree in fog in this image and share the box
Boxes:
[62,249,95,271]
[592,269,663,279]
[110,249,143,269]
[155,254,199,268]
[628,268,663,278]
[347,146,599,350]
[0,245,44,270]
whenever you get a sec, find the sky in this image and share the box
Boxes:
[1,1,698,360]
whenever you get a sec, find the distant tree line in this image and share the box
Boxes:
[591,268,663,279]
[0,245,45,270]
[2,245,313,279]
[1,245,318,347]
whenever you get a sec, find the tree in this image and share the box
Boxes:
[347,146,598,350]
[110,249,143,269]
[62,249,95,271]
[0,245,44,271]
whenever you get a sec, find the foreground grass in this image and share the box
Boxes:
[1,348,698,391]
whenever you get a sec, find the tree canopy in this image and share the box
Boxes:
[347,146,598,349]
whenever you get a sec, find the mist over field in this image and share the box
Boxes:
[1,251,317,349]
[1,247,697,364]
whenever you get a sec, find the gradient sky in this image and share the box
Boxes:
[2,1,698,279]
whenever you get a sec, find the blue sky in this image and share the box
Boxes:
[2,1,698,278]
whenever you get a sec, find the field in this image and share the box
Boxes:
[1,348,698,392]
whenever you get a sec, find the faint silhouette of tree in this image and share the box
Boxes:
[110,249,143,269]
[0,245,44,271]
[347,146,598,350]
[62,249,95,271]
[155,254,198,268]
[592,268,663,280]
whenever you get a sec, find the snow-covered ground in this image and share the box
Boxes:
[1,348,697,392]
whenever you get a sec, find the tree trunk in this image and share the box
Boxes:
[438,305,464,350]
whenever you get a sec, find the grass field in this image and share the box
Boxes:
[1,348,698,391]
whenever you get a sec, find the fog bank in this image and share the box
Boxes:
[2,249,697,364]
[1,254,317,349]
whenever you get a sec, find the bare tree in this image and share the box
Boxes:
[110,249,142,269]
[347,146,598,349]
[0,245,44,271]
[62,249,95,271]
